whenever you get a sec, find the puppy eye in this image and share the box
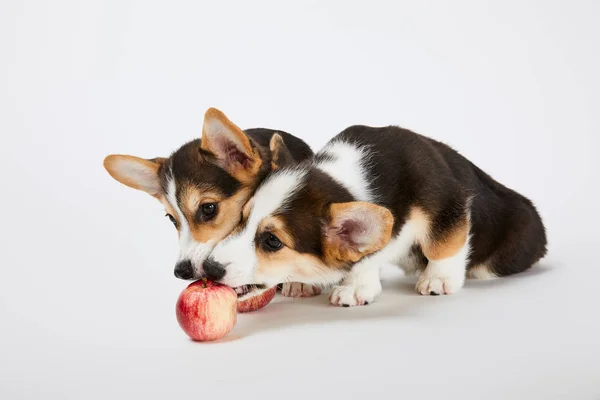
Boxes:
[199,202,218,221]
[165,213,177,227]
[264,234,283,252]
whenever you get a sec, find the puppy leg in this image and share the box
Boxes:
[329,213,430,306]
[281,282,322,297]
[329,257,382,307]
[416,244,469,295]
[416,214,470,296]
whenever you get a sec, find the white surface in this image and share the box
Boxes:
[1,1,599,399]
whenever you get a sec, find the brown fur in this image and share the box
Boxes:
[243,215,348,286]
[323,202,394,266]
[269,134,293,170]
[423,219,469,260]
[234,202,395,288]
[256,248,336,282]
[409,206,469,261]
[177,185,253,243]
[200,108,263,184]
[103,108,273,245]
[257,216,296,249]
[241,197,255,221]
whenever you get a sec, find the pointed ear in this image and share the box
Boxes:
[323,202,394,263]
[103,154,166,198]
[200,108,262,182]
[269,134,294,170]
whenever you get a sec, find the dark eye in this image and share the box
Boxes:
[199,202,218,221]
[264,234,283,252]
[165,213,177,227]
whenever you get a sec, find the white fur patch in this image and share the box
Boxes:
[166,176,213,274]
[209,169,307,287]
[416,240,470,295]
[415,202,473,295]
[329,267,381,306]
[247,169,307,225]
[467,264,498,280]
[166,178,188,241]
[316,141,376,202]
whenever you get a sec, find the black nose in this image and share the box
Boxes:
[202,258,226,281]
[174,260,194,280]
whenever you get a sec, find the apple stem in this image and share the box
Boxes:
[201,277,207,288]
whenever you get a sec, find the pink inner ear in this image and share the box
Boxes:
[226,144,252,168]
[214,137,252,168]
[338,219,367,247]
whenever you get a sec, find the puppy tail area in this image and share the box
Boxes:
[474,203,548,279]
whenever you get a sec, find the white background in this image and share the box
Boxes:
[1,1,599,399]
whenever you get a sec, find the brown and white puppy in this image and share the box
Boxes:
[103,108,319,297]
[203,124,548,306]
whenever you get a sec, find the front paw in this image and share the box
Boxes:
[416,272,464,295]
[281,282,322,298]
[329,281,381,307]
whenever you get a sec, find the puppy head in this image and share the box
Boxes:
[103,108,289,280]
[205,168,394,292]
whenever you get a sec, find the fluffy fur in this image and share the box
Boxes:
[103,108,314,289]
[205,124,547,306]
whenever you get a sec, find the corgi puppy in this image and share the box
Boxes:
[203,124,548,305]
[103,108,320,297]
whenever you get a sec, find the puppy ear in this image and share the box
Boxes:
[323,202,394,263]
[103,155,166,198]
[269,134,294,170]
[201,108,262,182]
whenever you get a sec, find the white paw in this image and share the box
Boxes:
[416,271,465,295]
[329,281,382,307]
[281,282,322,298]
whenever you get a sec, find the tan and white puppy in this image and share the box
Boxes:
[202,124,547,306]
[103,108,319,298]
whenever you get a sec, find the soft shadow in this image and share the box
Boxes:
[231,264,555,338]
[465,262,553,289]
[233,299,409,338]
[232,278,434,338]
[195,333,246,344]
[388,278,418,294]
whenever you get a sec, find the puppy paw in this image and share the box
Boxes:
[416,272,464,295]
[329,281,381,307]
[281,282,322,298]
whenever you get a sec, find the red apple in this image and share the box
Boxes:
[237,286,277,313]
[176,279,237,341]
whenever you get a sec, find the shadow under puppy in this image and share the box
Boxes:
[103,108,320,298]
[202,124,548,306]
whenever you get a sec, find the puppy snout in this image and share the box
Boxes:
[202,258,226,281]
[174,260,194,280]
